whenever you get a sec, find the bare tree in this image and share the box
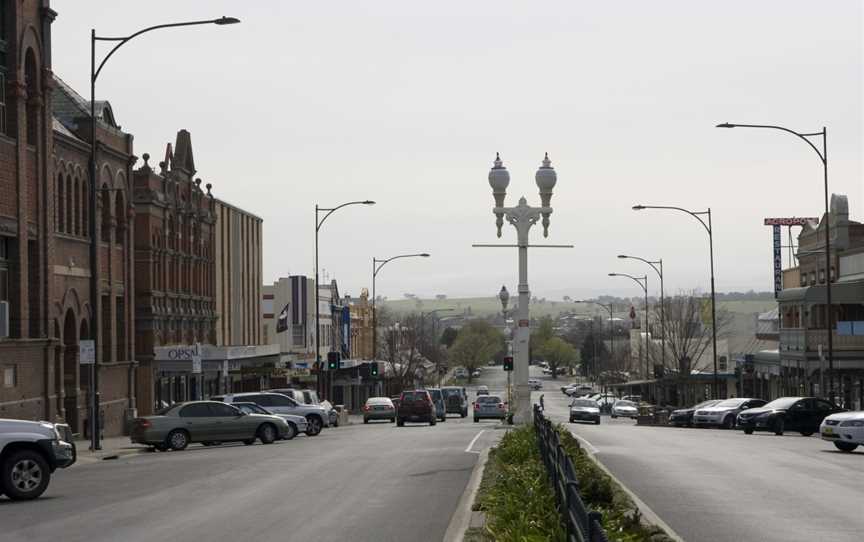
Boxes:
[378,310,436,391]
[647,293,732,404]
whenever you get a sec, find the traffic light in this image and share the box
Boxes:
[370,361,379,377]
[327,351,340,370]
[503,356,514,371]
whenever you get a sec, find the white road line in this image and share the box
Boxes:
[465,429,486,453]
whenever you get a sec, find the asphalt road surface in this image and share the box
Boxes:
[537,370,864,542]
[0,373,506,542]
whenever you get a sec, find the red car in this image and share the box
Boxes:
[396,390,437,427]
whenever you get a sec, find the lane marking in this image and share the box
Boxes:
[465,430,486,453]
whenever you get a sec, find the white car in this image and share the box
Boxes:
[820,411,864,452]
[528,378,542,391]
[1,419,75,500]
[611,400,639,419]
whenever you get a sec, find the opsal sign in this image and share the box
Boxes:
[763,217,818,226]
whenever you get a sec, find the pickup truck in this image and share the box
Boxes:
[1,418,76,500]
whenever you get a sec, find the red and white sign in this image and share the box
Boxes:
[518,319,530,327]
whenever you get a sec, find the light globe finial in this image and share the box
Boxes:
[489,153,509,237]
[535,152,556,237]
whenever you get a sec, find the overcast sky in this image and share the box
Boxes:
[52,1,862,301]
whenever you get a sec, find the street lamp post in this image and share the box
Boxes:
[632,204,720,398]
[717,122,833,399]
[609,273,649,383]
[481,153,568,425]
[618,255,665,374]
[315,201,375,400]
[90,15,239,451]
[371,253,431,366]
[576,300,615,395]
[499,286,512,409]
[420,308,453,386]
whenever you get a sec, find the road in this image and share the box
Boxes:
[0,372,507,542]
[537,369,864,542]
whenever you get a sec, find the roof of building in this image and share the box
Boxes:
[52,74,119,134]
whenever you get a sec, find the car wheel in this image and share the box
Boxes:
[1,450,51,501]
[430,418,436,426]
[773,418,785,436]
[283,422,298,441]
[611,415,617,419]
[166,429,189,451]
[800,431,814,437]
[743,428,754,435]
[834,441,858,452]
[243,439,255,446]
[305,415,323,436]
[723,416,736,430]
[363,418,369,424]
[474,417,479,423]
[390,418,396,423]
[258,423,277,444]
[595,419,601,425]
[397,419,404,427]
[461,411,467,418]
[569,417,575,423]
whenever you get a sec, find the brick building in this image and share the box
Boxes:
[0,0,136,436]
[132,131,218,414]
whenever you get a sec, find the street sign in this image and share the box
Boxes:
[192,355,202,374]
[79,340,95,365]
[222,360,229,378]
[518,319,529,327]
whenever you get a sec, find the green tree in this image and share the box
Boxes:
[529,316,555,362]
[440,326,458,349]
[580,332,609,379]
[538,337,578,380]
[449,320,504,383]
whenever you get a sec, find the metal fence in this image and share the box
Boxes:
[534,405,609,542]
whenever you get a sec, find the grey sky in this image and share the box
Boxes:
[52,1,862,301]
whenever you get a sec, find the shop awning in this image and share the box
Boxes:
[777,281,864,304]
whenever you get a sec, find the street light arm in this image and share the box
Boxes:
[610,273,647,293]
[93,18,238,82]
[316,200,375,232]
[373,253,430,277]
[619,254,662,279]
[634,205,711,236]
[716,123,825,164]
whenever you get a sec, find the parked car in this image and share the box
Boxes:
[320,400,340,427]
[622,395,642,403]
[397,390,437,426]
[528,378,542,391]
[669,399,721,427]
[214,392,329,436]
[737,397,844,436]
[692,398,766,429]
[390,395,402,411]
[569,399,601,425]
[233,402,308,439]
[268,388,339,428]
[593,393,618,413]
[563,384,593,397]
[0,419,75,500]
[474,395,507,422]
[611,400,639,419]
[471,369,482,378]
[820,410,864,452]
[454,368,469,378]
[363,397,396,424]
[131,401,290,451]
[427,388,447,422]
[476,385,490,396]
[441,387,468,418]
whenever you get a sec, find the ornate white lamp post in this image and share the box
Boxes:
[479,153,569,424]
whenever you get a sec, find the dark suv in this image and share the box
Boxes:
[397,390,437,427]
[441,386,468,418]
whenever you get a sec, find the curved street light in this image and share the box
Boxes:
[609,273,649,384]
[717,121,833,398]
[371,253,431,361]
[315,200,376,399]
[633,204,719,399]
[619,255,665,373]
[88,15,241,451]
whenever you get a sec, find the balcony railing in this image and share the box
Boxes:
[780,327,864,352]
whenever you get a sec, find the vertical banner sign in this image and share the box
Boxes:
[772,225,782,297]
[191,342,202,374]
[79,340,95,364]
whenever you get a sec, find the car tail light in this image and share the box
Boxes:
[363,405,370,411]
[136,419,152,429]
[498,403,504,409]
[474,403,480,410]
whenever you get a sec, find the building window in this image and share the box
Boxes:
[0,71,6,136]
[818,269,825,284]
[57,175,65,233]
[292,324,304,346]
[3,364,16,388]
[809,272,816,286]
[0,236,9,303]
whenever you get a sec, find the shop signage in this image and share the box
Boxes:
[79,340,95,365]
[772,225,782,296]
[763,217,818,226]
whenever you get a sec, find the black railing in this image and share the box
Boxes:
[534,405,609,542]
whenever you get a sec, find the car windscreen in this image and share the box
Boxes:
[477,396,501,404]
[615,400,635,407]
[367,398,392,406]
[714,399,746,408]
[572,400,597,407]
[401,391,427,402]
[763,397,801,409]
[236,403,269,414]
[442,388,461,397]
[693,400,719,409]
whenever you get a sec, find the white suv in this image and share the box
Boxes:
[1,419,75,500]
[214,392,330,436]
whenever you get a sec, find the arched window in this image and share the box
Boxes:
[65,176,73,234]
[114,191,126,244]
[57,174,65,233]
[73,179,80,235]
[100,185,111,242]
[81,177,89,238]
[24,49,38,145]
